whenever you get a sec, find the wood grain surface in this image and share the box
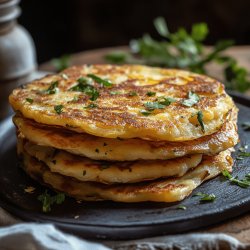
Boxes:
[39,46,250,243]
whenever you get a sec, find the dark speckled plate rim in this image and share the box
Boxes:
[0,90,249,240]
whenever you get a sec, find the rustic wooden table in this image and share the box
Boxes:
[40,46,250,243]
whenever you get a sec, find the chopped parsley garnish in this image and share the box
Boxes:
[242,122,250,130]
[144,97,175,111]
[222,169,250,188]
[128,91,137,96]
[144,102,165,111]
[177,205,187,210]
[44,81,58,95]
[54,105,63,114]
[52,54,70,72]
[146,91,156,97]
[82,170,87,176]
[25,98,33,104]
[157,96,176,106]
[87,74,112,87]
[197,111,205,132]
[70,77,99,101]
[194,192,216,202]
[84,103,98,109]
[140,110,152,116]
[182,91,200,107]
[70,77,91,91]
[238,152,250,158]
[38,190,65,213]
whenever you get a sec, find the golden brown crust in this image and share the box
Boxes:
[20,146,233,202]
[9,64,235,141]
[21,138,203,184]
[13,107,238,161]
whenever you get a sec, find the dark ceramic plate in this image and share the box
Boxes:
[0,92,250,240]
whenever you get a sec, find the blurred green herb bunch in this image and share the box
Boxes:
[105,17,250,92]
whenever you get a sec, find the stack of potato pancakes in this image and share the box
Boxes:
[9,64,238,202]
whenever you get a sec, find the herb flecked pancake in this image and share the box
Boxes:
[22,139,202,184]
[19,145,233,202]
[9,64,235,141]
[14,107,238,161]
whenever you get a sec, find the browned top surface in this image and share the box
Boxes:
[9,64,235,141]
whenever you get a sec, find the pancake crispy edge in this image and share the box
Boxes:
[14,107,238,161]
[22,139,202,184]
[20,147,233,203]
[18,133,234,203]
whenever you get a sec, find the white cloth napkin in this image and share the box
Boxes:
[0,223,109,250]
[0,223,249,250]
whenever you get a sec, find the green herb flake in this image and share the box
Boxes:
[54,105,63,114]
[182,91,200,107]
[82,170,87,176]
[37,190,65,213]
[52,54,71,72]
[70,77,99,101]
[146,91,156,97]
[157,97,176,106]
[140,110,152,116]
[144,102,165,111]
[128,91,137,96]
[222,169,250,188]
[25,98,33,104]
[238,152,250,158]
[84,103,98,109]
[194,192,216,202]
[177,205,187,210]
[44,81,59,95]
[242,122,250,130]
[105,17,250,93]
[197,111,205,132]
[87,74,112,87]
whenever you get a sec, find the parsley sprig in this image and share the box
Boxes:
[222,170,250,188]
[25,98,33,104]
[144,102,165,111]
[87,74,112,87]
[197,111,205,133]
[182,91,200,107]
[105,17,250,92]
[70,77,99,101]
[54,105,63,114]
[194,192,216,202]
[44,81,58,95]
[38,190,65,213]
